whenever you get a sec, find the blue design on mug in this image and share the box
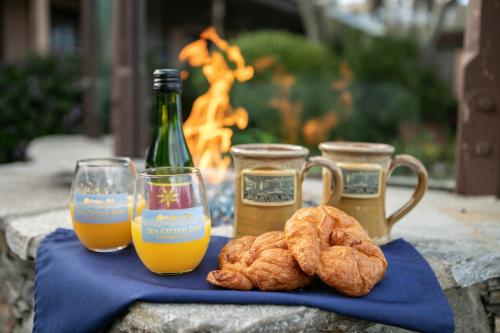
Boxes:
[141,206,205,244]
[74,193,129,224]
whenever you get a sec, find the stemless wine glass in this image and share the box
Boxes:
[132,167,211,275]
[69,158,137,252]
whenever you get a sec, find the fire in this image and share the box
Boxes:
[261,56,353,146]
[179,27,253,182]
[303,112,339,145]
[270,66,302,144]
[303,61,353,145]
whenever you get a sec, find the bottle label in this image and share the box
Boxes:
[141,206,205,244]
[338,163,382,198]
[241,169,296,206]
[73,193,129,224]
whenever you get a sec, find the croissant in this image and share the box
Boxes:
[285,206,387,296]
[207,231,313,291]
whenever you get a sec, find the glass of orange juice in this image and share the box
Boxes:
[69,158,138,252]
[132,167,211,275]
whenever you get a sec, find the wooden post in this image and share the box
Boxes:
[456,0,500,197]
[297,0,321,44]
[30,0,50,55]
[111,0,149,158]
[81,0,101,138]
[212,0,226,37]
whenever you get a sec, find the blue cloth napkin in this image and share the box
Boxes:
[34,228,454,333]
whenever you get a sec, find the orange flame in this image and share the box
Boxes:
[303,61,353,145]
[269,63,302,144]
[179,27,254,182]
[303,112,339,145]
[261,56,353,146]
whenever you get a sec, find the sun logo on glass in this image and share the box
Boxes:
[158,187,179,209]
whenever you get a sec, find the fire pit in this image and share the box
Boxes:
[204,168,318,227]
[206,179,235,226]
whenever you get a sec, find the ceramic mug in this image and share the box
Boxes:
[231,143,343,237]
[319,142,428,243]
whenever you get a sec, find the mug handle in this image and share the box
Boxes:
[300,156,344,206]
[386,155,428,230]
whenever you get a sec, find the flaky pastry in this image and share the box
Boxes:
[285,206,387,296]
[206,231,313,291]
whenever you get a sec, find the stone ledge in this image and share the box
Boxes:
[5,210,71,260]
[0,135,112,223]
[1,208,497,332]
[112,303,411,333]
[1,135,500,333]
[110,283,494,333]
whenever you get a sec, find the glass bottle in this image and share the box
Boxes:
[146,69,193,168]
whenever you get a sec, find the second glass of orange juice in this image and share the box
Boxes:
[69,158,140,252]
[132,167,211,274]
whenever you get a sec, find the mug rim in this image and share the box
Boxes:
[319,141,395,155]
[230,144,309,159]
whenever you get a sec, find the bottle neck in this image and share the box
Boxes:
[155,91,182,130]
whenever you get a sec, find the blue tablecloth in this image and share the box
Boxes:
[34,228,454,333]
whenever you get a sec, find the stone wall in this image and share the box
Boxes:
[483,279,500,332]
[0,235,34,333]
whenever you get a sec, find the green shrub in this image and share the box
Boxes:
[335,82,419,142]
[232,31,337,76]
[341,33,457,177]
[342,33,456,127]
[0,56,82,163]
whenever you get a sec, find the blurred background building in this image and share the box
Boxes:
[1,0,79,61]
[0,0,465,77]
[0,0,498,196]
[0,0,305,63]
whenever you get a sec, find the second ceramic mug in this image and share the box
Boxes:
[319,141,428,243]
[231,144,343,237]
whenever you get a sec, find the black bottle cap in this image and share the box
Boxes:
[153,69,182,93]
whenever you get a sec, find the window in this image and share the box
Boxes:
[50,6,79,55]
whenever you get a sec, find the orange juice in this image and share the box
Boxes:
[131,214,211,274]
[70,194,144,251]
